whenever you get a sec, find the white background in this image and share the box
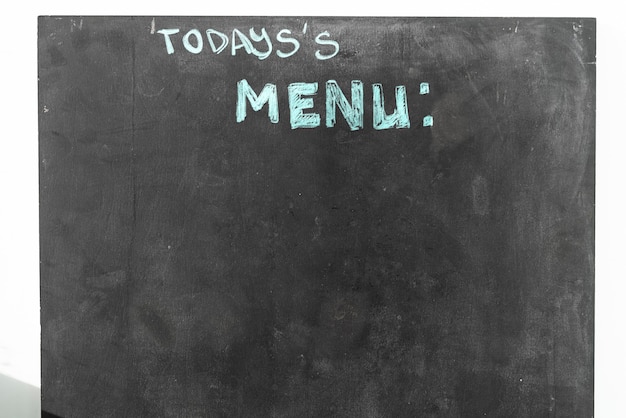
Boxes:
[1,1,622,416]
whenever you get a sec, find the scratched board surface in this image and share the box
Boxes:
[38,17,595,417]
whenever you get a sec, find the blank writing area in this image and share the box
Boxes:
[38,17,594,417]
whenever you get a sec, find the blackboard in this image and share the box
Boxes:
[38,16,595,417]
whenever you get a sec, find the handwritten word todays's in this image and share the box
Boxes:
[157,24,339,60]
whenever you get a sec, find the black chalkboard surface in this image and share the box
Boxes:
[38,17,595,417]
